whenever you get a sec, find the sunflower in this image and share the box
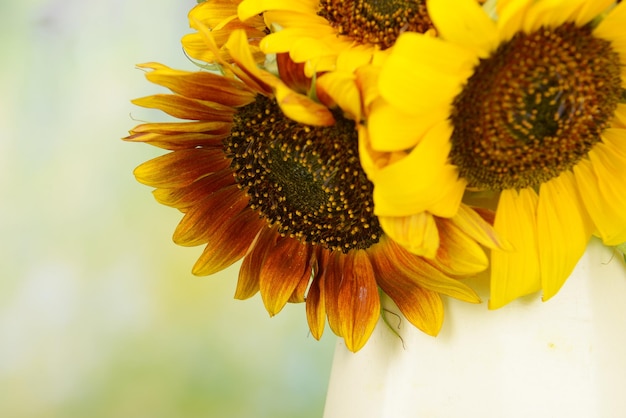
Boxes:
[236,0,439,77]
[125,29,493,352]
[365,0,626,308]
[182,0,268,66]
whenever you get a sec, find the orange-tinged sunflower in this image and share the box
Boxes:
[182,0,268,65]
[237,0,439,76]
[366,0,626,308]
[125,29,493,352]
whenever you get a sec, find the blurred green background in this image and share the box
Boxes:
[0,1,335,417]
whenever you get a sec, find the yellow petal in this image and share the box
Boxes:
[594,2,626,53]
[378,281,444,337]
[316,71,362,121]
[190,0,239,27]
[434,216,489,275]
[576,133,626,245]
[238,0,317,21]
[451,204,511,250]
[496,0,532,43]
[537,172,593,301]
[273,83,335,126]
[520,0,582,32]
[372,121,465,217]
[489,188,541,309]
[367,98,448,152]
[575,0,615,26]
[427,0,498,57]
[379,213,440,259]
[378,32,475,112]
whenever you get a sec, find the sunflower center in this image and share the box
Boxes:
[317,0,433,49]
[450,23,623,191]
[226,95,381,252]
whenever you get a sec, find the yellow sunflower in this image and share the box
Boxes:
[182,0,268,65]
[125,29,494,352]
[237,0,439,77]
[366,0,626,308]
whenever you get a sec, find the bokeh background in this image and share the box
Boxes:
[0,1,335,417]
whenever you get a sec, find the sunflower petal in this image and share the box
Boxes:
[305,251,327,340]
[575,0,615,26]
[173,185,247,246]
[137,62,256,106]
[273,83,335,126]
[451,204,511,250]
[337,251,380,352]
[259,236,313,316]
[576,133,626,245]
[374,237,481,303]
[316,71,362,121]
[594,2,626,57]
[134,149,230,188]
[379,32,476,111]
[537,172,593,301]
[433,216,489,275]
[153,169,234,210]
[192,207,265,276]
[235,227,277,300]
[427,0,498,57]
[367,99,448,152]
[238,0,317,21]
[489,188,541,309]
[378,277,444,337]
[132,94,235,121]
[379,213,440,259]
[322,251,344,336]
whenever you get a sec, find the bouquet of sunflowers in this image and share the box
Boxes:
[125,0,626,352]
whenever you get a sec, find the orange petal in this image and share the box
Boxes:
[259,236,314,316]
[125,120,232,150]
[131,94,236,121]
[153,169,235,210]
[288,269,312,303]
[276,52,311,94]
[134,149,231,188]
[192,207,265,276]
[125,131,229,150]
[235,227,278,300]
[305,252,327,340]
[373,238,481,303]
[173,185,248,247]
[136,62,256,106]
[322,251,345,336]
[336,251,381,352]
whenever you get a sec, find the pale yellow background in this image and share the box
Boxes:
[0,1,335,417]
